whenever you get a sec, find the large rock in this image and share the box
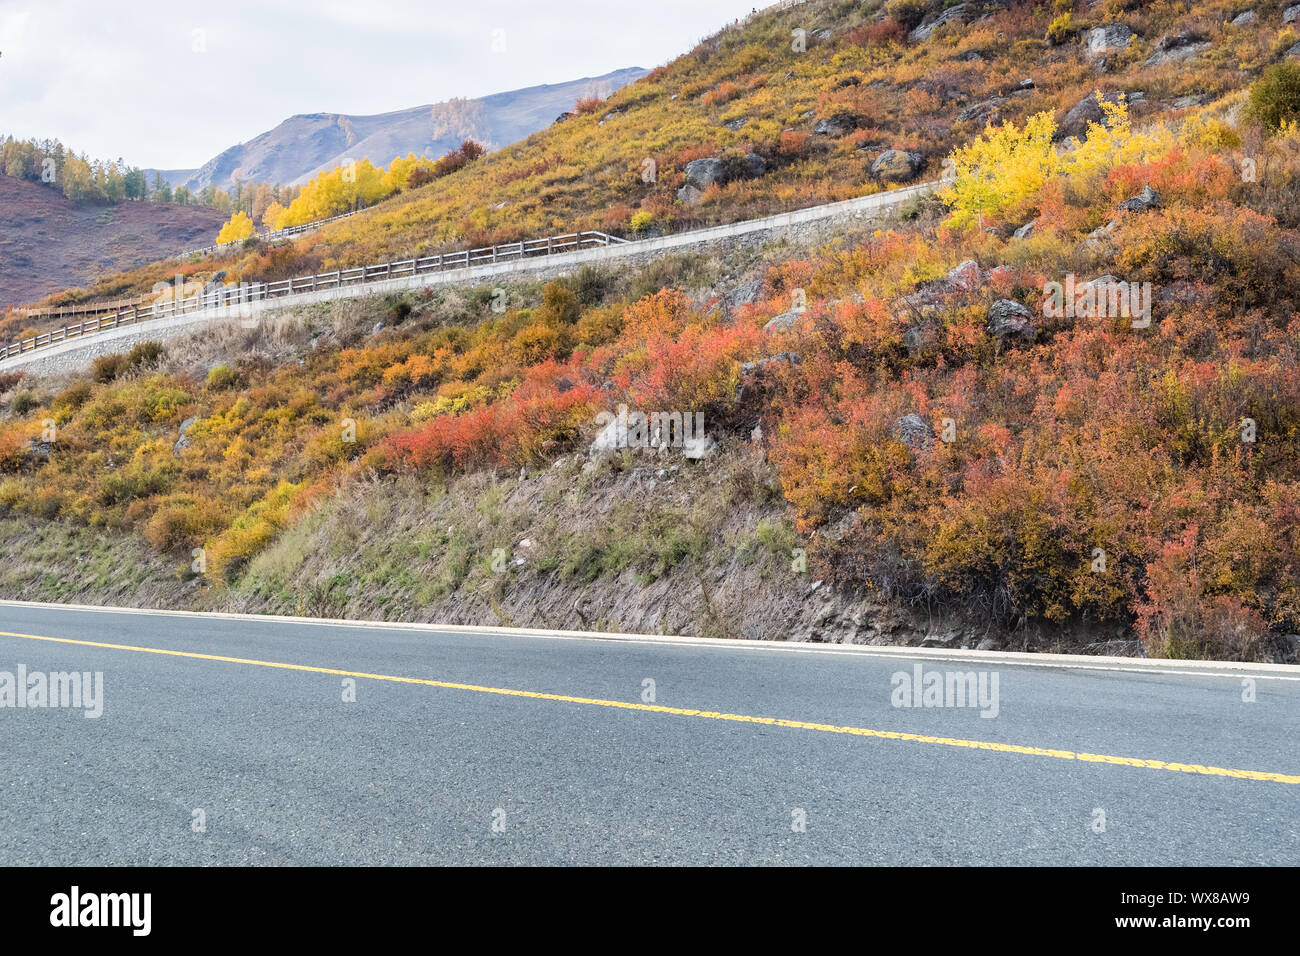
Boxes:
[895,414,933,452]
[763,308,804,333]
[173,417,198,455]
[1118,185,1161,212]
[1012,219,1037,239]
[958,97,1003,125]
[987,299,1035,340]
[678,155,764,204]
[947,259,983,291]
[1145,31,1210,66]
[1057,90,1129,141]
[813,112,862,136]
[1084,24,1135,57]
[721,279,762,313]
[1231,10,1256,25]
[1285,4,1300,24]
[870,149,922,182]
[683,157,726,192]
[910,3,970,42]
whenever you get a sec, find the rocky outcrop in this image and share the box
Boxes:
[1145,31,1210,66]
[895,413,933,452]
[1118,185,1162,212]
[987,299,1035,340]
[763,308,805,333]
[813,112,863,136]
[173,417,199,455]
[1058,90,1129,140]
[677,154,766,204]
[1084,23,1135,57]
[910,3,970,42]
[870,149,923,182]
[1013,219,1037,239]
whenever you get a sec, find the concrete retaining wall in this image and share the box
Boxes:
[1,181,937,375]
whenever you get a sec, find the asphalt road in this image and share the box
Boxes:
[0,601,1296,865]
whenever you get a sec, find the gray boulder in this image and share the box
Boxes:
[763,308,804,333]
[1231,10,1255,25]
[1013,219,1037,239]
[1119,185,1162,212]
[871,149,922,182]
[947,259,983,291]
[174,417,198,455]
[958,97,1003,124]
[910,3,970,42]
[1145,31,1210,66]
[1286,4,1300,23]
[813,112,861,136]
[1058,91,1129,140]
[721,279,762,313]
[683,157,726,191]
[1084,24,1135,57]
[895,414,933,452]
[987,299,1035,340]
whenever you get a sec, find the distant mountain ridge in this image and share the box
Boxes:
[152,67,647,194]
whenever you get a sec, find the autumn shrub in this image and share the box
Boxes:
[128,341,165,368]
[206,364,240,390]
[1249,61,1300,132]
[91,354,127,384]
[9,391,37,416]
[50,381,93,423]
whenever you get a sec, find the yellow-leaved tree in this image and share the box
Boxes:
[216,210,255,244]
[261,201,287,231]
[275,159,389,228]
[939,95,1172,230]
[939,112,1058,230]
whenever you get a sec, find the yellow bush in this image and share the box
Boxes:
[216,211,255,244]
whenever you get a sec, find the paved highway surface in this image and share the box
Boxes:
[0,601,1296,865]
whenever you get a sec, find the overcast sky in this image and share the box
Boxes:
[0,0,757,170]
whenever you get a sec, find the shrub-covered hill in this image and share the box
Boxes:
[5,71,1300,661]
[19,0,1296,312]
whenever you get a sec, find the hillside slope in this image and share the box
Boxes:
[4,0,1300,662]
[53,0,1298,307]
[0,175,227,308]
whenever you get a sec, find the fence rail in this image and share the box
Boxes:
[13,295,151,321]
[1,231,629,361]
[178,209,364,260]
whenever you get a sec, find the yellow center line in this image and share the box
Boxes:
[3,628,1297,785]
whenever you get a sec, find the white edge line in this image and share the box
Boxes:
[0,599,1295,681]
